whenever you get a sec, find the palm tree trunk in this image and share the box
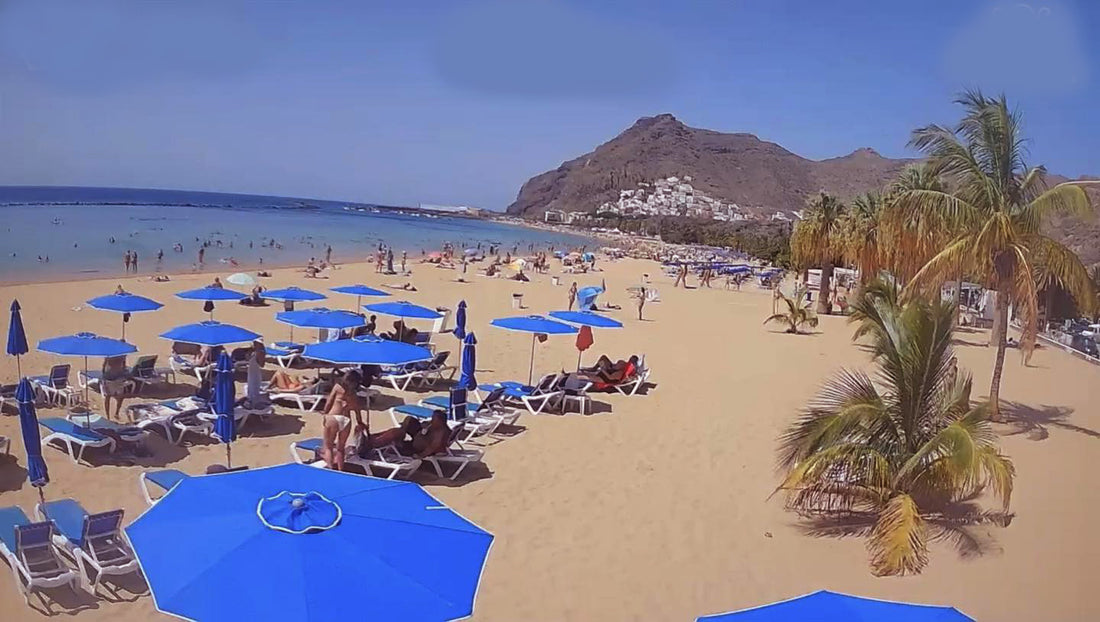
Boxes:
[1045,285,1055,333]
[953,259,963,326]
[988,290,1010,421]
[817,262,834,314]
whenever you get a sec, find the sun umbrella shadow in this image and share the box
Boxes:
[238,413,305,439]
[0,456,28,492]
[998,401,1098,441]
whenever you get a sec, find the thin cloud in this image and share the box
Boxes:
[432,0,678,98]
[943,1,1089,95]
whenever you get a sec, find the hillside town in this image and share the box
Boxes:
[544,175,801,224]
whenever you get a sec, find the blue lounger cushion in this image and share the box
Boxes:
[421,396,479,413]
[38,499,87,549]
[392,404,437,420]
[146,469,190,492]
[0,506,31,553]
[294,438,323,453]
[38,418,109,443]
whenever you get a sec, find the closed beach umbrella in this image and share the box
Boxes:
[159,321,261,347]
[15,378,49,504]
[226,272,258,287]
[38,332,138,403]
[7,299,29,376]
[212,352,236,468]
[263,286,327,303]
[458,332,477,390]
[453,300,467,339]
[490,315,577,384]
[176,286,245,319]
[330,284,389,310]
[87,291,163,340]
[302,336,432,367]
[126,464,494,621]
[574,326,594,371]
[696,590,973,621]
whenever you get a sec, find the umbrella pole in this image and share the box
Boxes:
[121,317,126,341]
[226,444,232,469]
[528,334,536,385]
[83,356,90,406]
[577,350,582,372]
[36,485,45,508]
[15,355,20,378]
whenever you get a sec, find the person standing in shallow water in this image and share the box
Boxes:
[131,250,138,272]
[123,251,131,273]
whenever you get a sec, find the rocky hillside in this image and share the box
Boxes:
[506,113,913,218]
[507,113,1100,267]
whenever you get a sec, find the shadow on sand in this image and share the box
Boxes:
[998,401,1100,441]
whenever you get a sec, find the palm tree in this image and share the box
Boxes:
[842,192,886,288]
[776,288,1014,576]
[883,164,951,292]
[764,286,819,334]
[900,91,1095,419]
[792,192,847,313]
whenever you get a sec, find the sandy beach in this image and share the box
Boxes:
[1,256,1097,621]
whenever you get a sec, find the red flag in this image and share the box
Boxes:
[575,325,594,352]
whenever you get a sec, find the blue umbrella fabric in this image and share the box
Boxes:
[696,590,973,622]
[87,292,163,339]
[364,301,442,320]
[15,378,49,489]
[38,332,138,358]
[302,336,432,366]
[489,315,578,335]
[548,310,624,329]
[576,285,604,311]
[126,464,494,622]
[453,300,467,339]
[87,292,163,313]
[458,332,477,390]
[7,299,29,376]
[263,287,327,302]
[175,286,246,302]
[276,308,365,330]
[490,315,577,383]
[330,284,388,298]
[159,321,261,347]
[212,352,236,467]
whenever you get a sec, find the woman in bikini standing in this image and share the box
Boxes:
[321,370,361,470]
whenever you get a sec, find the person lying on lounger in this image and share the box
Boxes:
[269,370,324,393]
[579,355,640,384]
[360,411,450,459]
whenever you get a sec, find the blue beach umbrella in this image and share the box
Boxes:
[276,308,364,343]
[696,590,973,621]
[364,300,443,320]
[302,336,432,367]
[15,378,49,504]
[126,464,494,622]
[263,286,327,303]
[548,310,624,329]
[7,299,29,377]
[490,315,578,384]
[212,352,236,468]
[176,286,246,319]
[458,332,477,390]
[87,292,163,340]
[576,285,604,311]
[159,321,261,347]
[329,284,389,310]
[365,300,443,341]
[453,300,467,339]
[38,332,139,402]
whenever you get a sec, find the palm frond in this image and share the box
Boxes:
[868,493,928,576]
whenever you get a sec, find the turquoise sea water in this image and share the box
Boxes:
[0,187,592,282]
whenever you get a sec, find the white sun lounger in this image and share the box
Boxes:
[289,438,422,480]
[421,423,484,481]
[35,499,139,595]
[0,506,79,607]
[139,469,191,506]
[480,373,563,416]
[38,418,116,464]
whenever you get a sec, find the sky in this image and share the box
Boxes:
[0,0,1096,210]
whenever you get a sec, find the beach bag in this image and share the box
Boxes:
[356,429,372,459]
[203,300,215,314]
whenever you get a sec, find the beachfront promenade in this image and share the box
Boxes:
[1,256,1098,621]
